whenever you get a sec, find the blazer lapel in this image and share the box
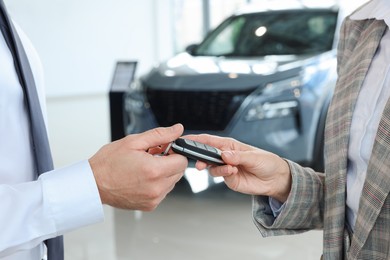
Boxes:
[350,98,390,257]
[323,19,386,258]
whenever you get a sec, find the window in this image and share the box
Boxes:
[173,0,249,53]
[193,10,338,56]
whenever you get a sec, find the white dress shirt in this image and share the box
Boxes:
[0,21,104,259]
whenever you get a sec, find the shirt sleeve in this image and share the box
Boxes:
[0,160,104,257]
[268,197,286,217]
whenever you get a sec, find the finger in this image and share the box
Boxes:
[183,134,231,150]
[184,134,254,151]
[136,124,184,150]
[195,157,237,177]
[153,153,188,178]
[222,150,261,167]
[195,160,208,170]
[195,150,238,171]
[221,150,240,165]
[156,172,184,202]
[208,164,237,177]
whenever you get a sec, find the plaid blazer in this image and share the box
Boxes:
[252,17,390,260]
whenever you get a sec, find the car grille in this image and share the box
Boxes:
[146,89,254,131]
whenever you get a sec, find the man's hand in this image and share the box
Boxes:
[185,134,292,202]
[89,124,188,211]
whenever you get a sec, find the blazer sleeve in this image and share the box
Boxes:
[252,160,325,237]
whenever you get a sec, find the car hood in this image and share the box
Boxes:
[142,52,322,91]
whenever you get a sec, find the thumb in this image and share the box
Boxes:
[222,150,257,168]
[221,150,240,165]
[137,123,184,149]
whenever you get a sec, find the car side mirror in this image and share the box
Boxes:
[185,44,198,55]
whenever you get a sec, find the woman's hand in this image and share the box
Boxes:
[185,134,292,202]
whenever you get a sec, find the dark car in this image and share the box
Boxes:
[124,3,340,190]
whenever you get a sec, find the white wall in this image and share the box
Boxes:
[5,0,174,97]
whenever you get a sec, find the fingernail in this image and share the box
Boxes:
[172,123,183,132]
[222,151,234,158]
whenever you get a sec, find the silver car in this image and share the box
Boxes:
[124,3,340,190]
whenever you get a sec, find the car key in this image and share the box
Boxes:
[171,138,225,166]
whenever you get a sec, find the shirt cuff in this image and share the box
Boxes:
[268,197,286,217]
[39,160,104,234]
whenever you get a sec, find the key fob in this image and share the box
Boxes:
[171,138,225,166]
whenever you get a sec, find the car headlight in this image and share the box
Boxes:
[245,76,301,121]
[245,100,299,121]
[125,79,149,113]
[262,76,302,95]
[129,78,143,91]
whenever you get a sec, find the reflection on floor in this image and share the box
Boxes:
[47,93,323,260]
[64,183,323,260]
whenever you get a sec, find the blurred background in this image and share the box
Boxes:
[6,0,368,259]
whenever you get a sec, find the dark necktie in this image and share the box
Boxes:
[0,1,64,259]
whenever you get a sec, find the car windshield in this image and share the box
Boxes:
[194,9,338,57]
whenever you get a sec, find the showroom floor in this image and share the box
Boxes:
[46,93,323,260]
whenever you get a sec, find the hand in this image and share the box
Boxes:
[89,124,188,211]
[185,134,292,202]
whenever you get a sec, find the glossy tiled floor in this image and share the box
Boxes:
[46,94,323,260]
